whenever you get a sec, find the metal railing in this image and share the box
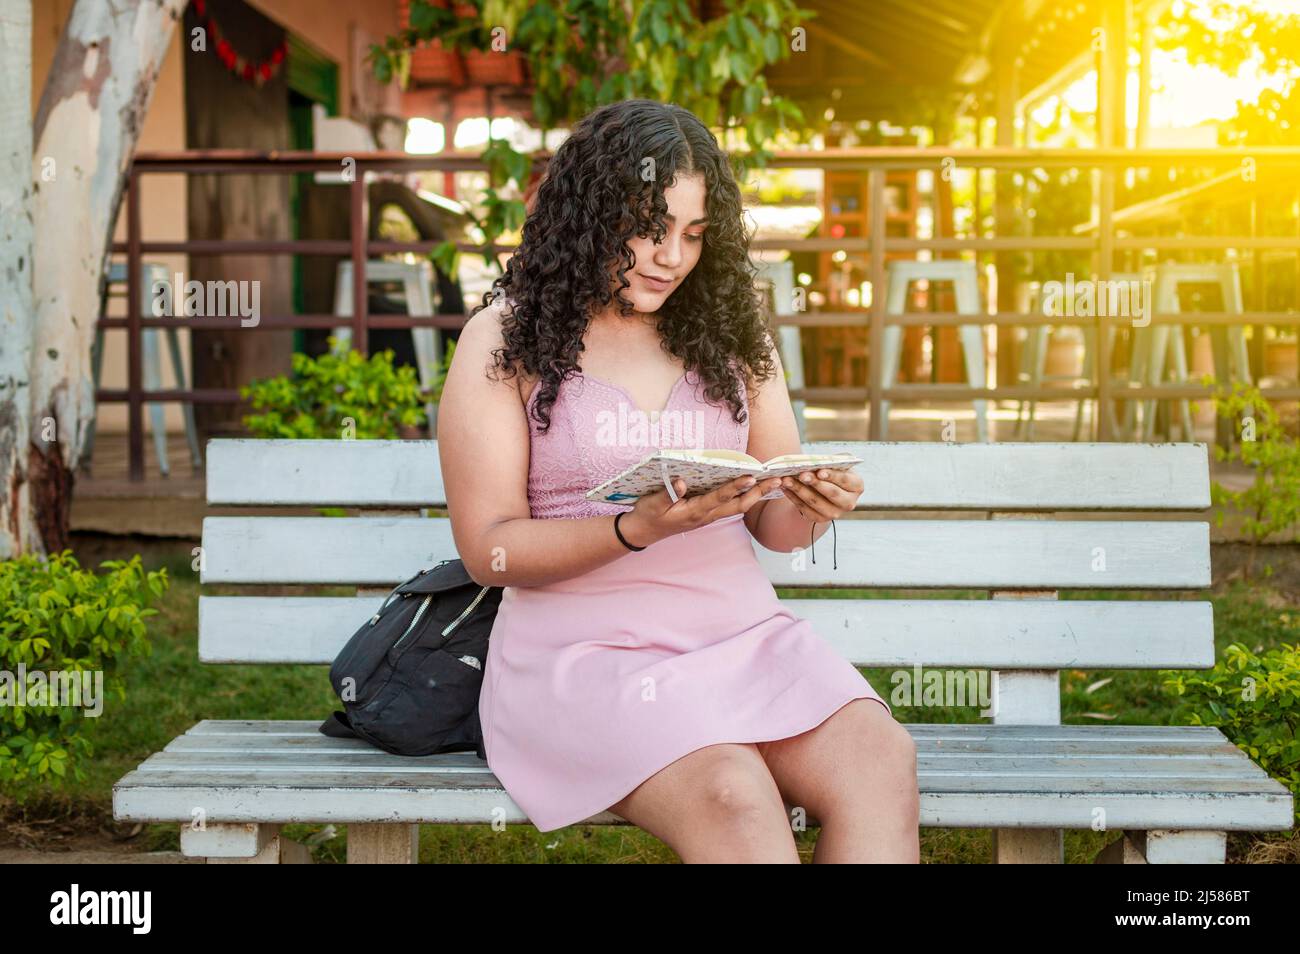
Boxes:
[99,147,1300,479]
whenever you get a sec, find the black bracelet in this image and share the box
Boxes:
[614,511,646,551]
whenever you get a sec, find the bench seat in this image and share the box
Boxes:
[115,720,1294,831]
[112,438,1296,863]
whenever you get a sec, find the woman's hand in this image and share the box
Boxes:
[778,468,864,522]
[618,474,783,548]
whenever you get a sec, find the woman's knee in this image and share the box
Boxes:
[615,743,787,834]
[832,702,919,815]
[695,751,787,826]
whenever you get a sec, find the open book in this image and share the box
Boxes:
[585,449,864,504]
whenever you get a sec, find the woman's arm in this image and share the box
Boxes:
[741,333,863,552]
[438,304,638,587]
[439,304,775,587]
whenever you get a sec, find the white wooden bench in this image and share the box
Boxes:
[112,439,1294,863]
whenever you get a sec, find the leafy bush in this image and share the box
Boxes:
[1205,378,1300,579]
[430,337,455,404]
[1161,641,1300,823]
[0,551,166,799]
[240,337,431,439]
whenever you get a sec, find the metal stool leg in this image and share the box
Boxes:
[1142,324,1180,441]
[163,326,202,467]
[1152,263,1247,442]
[952,269,988,442]
[882,261,986,441]
[404,265,439,435]
[1021,325,1050,441]
[142,262,202,470]
[758,261,807,442]
[878,267,911,439]
[1169,325,1195,440]
[878,323,904,440]
[332,265,354,353]
[1123,326,1151,439]
[142,326,169,475]
[1223,263,1252,385]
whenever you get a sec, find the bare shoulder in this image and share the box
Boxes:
[453,300,529,401]
[456,300,509,363]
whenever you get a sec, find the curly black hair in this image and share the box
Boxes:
[474,98,777,434]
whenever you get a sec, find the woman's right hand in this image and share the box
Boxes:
[618,474,783,548]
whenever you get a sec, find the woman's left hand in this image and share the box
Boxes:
[780,468,863,522]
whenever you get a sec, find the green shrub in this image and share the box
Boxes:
[1161,641,1300,823]
[240,336,431,439]
[1206,378,1300,579]
[0,551,166,799]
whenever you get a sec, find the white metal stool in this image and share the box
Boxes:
[1129,262,1249,441]
[880,260,988,442]
[87,263,203,475]
[332,260,443,434]
[1019,275,1136,441]
[754,259,808,441]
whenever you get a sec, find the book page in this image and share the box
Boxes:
[761,452,859,468]
[658,448,763,467]
[586,449,862,504]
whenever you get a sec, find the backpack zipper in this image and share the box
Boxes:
[392,594,434,650]
[369,581,408,625]
[369,561,454,626]
[441,585,490,637]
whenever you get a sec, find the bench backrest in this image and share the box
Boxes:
[200,439,1213,726]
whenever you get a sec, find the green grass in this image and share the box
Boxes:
[8,547,1298,863]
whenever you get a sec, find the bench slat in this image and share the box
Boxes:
[175,722,1237,748]
[205,439,1211,511]
[111,722,1290,830]
[112,772,1292,830]
[162,738,1248,758]
[199,595,1214,667]
[201,517,1211,588]
[114,777,1292,833]
[133,749,1271,780]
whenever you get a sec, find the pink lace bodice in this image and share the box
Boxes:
[525,367,750,519]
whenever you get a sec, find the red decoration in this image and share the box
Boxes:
[191,0,288,88]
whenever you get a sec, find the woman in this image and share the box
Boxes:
[439,99,919,863]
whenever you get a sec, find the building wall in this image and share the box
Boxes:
[30,0,402,437]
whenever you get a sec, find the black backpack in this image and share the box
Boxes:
[318,559,502,758]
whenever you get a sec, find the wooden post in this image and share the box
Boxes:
[988,511,1063,864]
[993,46,1020,398]
[1095,0,1128,442]
[1097,167,1115,442]
[126,171,144,481]
[868,169,886,440]
[347,824,421,864]
[1136,5,1153,149]
[350,168,368,356]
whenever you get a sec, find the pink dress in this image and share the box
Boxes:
[478,365,892,832]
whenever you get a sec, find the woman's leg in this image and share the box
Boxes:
[608,742,800,863]
[756,699,920,863]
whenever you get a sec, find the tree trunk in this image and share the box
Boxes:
[26,0,186,555]
[0,0,34,559]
